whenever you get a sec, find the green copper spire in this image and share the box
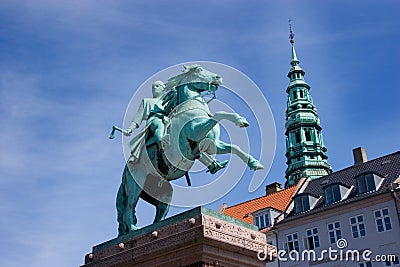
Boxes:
[291,44,299,64]
[289,22,299,65]
[284,23,332,187]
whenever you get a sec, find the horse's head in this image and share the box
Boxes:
[165,64,223,93]
[162,65,223,114]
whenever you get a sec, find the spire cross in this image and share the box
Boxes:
[289,19,295,45]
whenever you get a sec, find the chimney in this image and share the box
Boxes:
[353,147,368,165]
[218,203,227,213]
[265,182,282,195]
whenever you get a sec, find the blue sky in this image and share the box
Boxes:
[0,1,399,266]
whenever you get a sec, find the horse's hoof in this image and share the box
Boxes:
[130,224,140,231]
[248,159,264,171]
[235,116,249,128]
[207,160,228,174]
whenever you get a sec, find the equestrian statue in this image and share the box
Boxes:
[111,65,263,236]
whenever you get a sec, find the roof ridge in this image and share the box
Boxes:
[225,182,299,210]
[314,150,400,181]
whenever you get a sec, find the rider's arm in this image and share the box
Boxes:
[125,100,146,135]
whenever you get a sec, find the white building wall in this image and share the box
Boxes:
[266,231,279,267]
[275,199,400,267]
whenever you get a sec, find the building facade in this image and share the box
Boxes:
[222,181,304,267]
[275,149,400,267]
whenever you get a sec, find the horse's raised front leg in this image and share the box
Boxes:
[215,140,264,170]
[213,111,249,128]
[186,112,249,142]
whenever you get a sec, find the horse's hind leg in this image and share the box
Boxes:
[154,201,170,224]
[153,180,172,224]
[123,166,143,232]
[215,140,264,170]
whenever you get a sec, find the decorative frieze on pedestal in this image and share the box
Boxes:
[82,207,276,267]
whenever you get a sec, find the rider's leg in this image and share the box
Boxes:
[151,118,164,146]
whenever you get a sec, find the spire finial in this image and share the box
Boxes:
[289,19,295,45]
[288,19,299,65]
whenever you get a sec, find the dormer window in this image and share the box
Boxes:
[324,184,341,204]
[294,195,309,213]
[356,173,384,194]
[294,194,318,214]
[254,213,271,230]
[323,183,350,205]
[253,208,280,230]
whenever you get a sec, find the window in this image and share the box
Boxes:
[294,195,310,214]
[374,208,392,233]
[327,221,342,244]
[285,233,299,252]
[385,256,399,266]
[305,228,320,250]
[350,215,366,238]
[305,129,312,141]
[293,91,297,100]
[254,213,271,230]
[299,90,304,98]
[356,173,383,194]
[295,132,301,143]
[358,261,372,267]
[316,130,321,142]
[324,184,342,204]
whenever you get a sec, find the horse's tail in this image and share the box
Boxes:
[116,165,129,235]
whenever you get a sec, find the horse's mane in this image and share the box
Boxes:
[162,89,177,116]
[164,64,201,91]
[162,64,201,115]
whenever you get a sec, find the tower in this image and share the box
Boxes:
[284,23,332,187]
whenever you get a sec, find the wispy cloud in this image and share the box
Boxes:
[0,1,399,266]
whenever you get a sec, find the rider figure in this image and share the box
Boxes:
[125,81,227,174]
[125,81,166,146]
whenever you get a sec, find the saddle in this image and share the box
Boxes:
[144,128,192,186]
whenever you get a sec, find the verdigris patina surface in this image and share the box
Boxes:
[113,65,263,236]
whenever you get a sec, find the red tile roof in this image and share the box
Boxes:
[223,183,301,225]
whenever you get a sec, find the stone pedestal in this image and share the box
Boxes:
[82,207,275,267]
